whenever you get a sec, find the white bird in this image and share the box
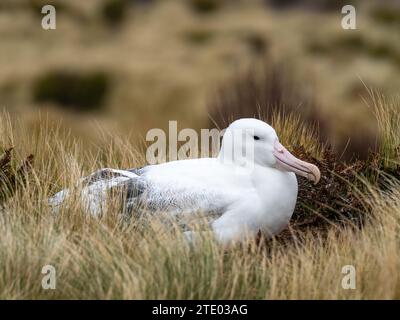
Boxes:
[49,118,320,244]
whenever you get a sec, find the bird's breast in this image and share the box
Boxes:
[252,169,298,235]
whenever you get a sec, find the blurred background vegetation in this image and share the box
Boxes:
[1,0,399,160]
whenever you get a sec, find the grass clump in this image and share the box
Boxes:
[208,62,327,145]
[366,89,400,169]
[243,33,268,55]
[182,29,215,45]
[271,112,322,159]
[0,96,400,298]
[0,148,34,205]
[100,0,128,26]
[270,112,367,230]
[188,0,222,14]
[307,34,367,55]
[33,70,110,112]
[308,35,399,66]
[1,91,400,299]
[265,0,354,12]
[370,6,400,26]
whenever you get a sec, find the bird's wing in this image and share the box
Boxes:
[122,163,236,226]
[48,168,138,217]
[49,160,238,225]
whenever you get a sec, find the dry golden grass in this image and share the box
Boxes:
[1,107,400,300]
[1,0,400,300]
[271,111,323,160]
[365,88,400,168]
[1,0,400,150]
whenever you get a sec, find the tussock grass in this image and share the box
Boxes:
[0,95,400,299]
[33,70,110,112]
[271,111,323,160]
[366,89,400,168]
[0,0,399,300]
[208,62,320,130]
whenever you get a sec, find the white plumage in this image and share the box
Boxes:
[49,118,320,244]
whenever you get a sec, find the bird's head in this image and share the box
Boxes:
[218,118,320,184]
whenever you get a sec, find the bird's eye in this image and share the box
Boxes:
[254,136,260,141]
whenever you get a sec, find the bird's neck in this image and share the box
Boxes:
[251,166,298,195]
[216,150,256,169]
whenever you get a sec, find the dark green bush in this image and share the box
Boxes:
[367,43,394,59]
[33,70,110,112]
[334,34,366,51]
[101,0,128,26]
[306,41,330,55]
[183,29,214,45]
[265,0,355,12]
[265,0,297,9]
[307,35,400,67]
[244,33,268,55]
[0,148,34,204]
[307,35,366,56]
[371,7,400,26]
[189,0,221,14]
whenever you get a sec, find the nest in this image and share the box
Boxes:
[260,145,400,248]
[0,148,34,204]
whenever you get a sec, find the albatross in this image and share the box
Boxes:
[49,118,320,243]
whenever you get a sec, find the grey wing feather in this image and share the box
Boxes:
[49,168,137,216]
[49,167,227,226]
[123,171,229,222]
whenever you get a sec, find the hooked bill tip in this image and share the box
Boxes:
[309,164,321,184]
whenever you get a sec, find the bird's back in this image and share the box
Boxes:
[125,158,248,218]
